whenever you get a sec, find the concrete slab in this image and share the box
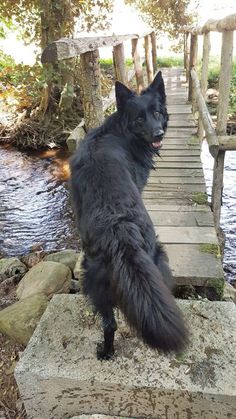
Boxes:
[15,295,236,419]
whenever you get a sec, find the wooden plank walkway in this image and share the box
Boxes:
[143,68,224,292]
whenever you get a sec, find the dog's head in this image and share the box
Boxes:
[115,71,168,150]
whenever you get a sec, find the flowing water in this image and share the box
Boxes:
[201,141,236,283]
[0,146,79,256]
[0,143,235,283]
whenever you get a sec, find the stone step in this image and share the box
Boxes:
[15,295,236,419]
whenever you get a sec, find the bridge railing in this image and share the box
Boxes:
[41,31,157,150]
[183,13,236,232]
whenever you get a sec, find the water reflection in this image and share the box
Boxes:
[201,140,236,283]
[0,146,79,256]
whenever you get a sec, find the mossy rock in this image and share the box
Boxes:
[0,293,48,345]
[203,278,225,300]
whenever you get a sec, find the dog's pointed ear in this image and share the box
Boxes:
[149,71,166,99]
[115,81,134,112]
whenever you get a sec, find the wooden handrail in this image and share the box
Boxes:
[184,13,236,35]
[190,68,219,158]
[41,32,151,63]
[186,14,236,232]
[219,136,236,151]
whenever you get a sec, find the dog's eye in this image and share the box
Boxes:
[154,111,160,118]
[136,117,144,123]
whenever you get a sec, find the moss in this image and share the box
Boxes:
[191,192,208,205]
[174,285,198,299]
[175,352,187,362]
[199,244,221,258]
[187,136,199,146]
[205,278,225,300]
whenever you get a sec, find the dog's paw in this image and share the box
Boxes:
[96,342,114,361]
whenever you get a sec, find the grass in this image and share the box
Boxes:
[156,56,184,68]
[99,57,133,71]
[99,56,184,71]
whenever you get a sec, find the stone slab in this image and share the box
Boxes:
[144,183,206,192]
[156,226,218,244]
[15,295,236,419]
[165,244,224,286]
[149,210,214,227]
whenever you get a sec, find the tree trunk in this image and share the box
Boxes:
[80,50,103,129]
[39,0,75,119]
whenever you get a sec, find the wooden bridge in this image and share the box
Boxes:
[42,14,236,297]
[144,66,224,296]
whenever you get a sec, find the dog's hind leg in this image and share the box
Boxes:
[81,254,117,360]
[97,308,117,361]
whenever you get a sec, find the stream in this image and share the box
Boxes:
[0,146,79,256]
[0,143,235,283]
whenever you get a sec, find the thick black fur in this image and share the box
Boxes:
[70,72,188,360]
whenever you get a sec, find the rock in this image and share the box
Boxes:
[15,296,236,418]
[21,251,45,268]
[44,249,78,271]
[0,293,48,345]
[73,251,84,280]
[16,261,72,300]
[67,123,85,153]
[70,279,81,294]
[0,258,27,282]
[72,416,125,419]
[223,282,236,303]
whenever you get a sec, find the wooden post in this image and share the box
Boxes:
[131,38,144,93]
[216,31,234,135]
[188,34,198,103]
[191,68,219,158]
[184,33,187,70]
[145,34,153,84]
[185,32,190,82]
[200,33,211,97]
[198,32,211,140]
[80,49,103,129]
[113,43,127,84]
[150,31,157,74]
[212,30,234,231]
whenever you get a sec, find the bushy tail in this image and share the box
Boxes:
[112,245,188,353]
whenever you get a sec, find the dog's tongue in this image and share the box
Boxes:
[152,140,162,149]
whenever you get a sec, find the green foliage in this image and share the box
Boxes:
[99,58,114,71]
[229,62,236,115]
[0,49,15,70]
[125,0,194,37]
[0,52,45,110]
[0,1,113,46]
[207,58,220,88]
[207,58,236,115]
[156,56,183,68]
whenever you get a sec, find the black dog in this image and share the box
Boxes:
[70,72,188,360]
